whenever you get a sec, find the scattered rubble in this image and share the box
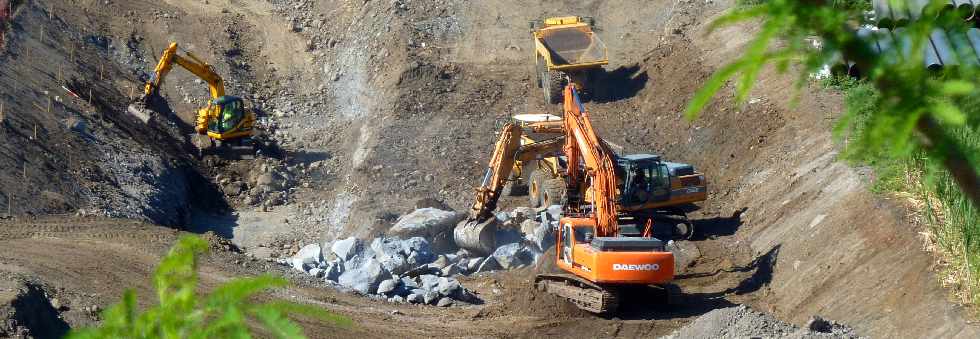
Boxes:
[664,305,865,339]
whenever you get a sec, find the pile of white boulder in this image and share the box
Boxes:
[280,205,564,306]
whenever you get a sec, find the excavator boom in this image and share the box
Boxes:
[562,86,619,237]
[144,43,226,100]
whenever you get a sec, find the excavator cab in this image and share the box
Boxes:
[618,154,671,206]
[209,96,245,133]
[202,95,253,142]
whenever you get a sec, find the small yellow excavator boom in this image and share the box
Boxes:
[129,42,257,158]
[144,43,226,107]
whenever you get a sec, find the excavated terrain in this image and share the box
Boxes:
[0,0,978,337]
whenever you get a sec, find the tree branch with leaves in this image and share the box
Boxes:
[685,0,980,208]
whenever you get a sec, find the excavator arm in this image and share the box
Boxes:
[467,123,523,221]
[143,42,226,100]
[455,121,566,254]
[562,85,620,237]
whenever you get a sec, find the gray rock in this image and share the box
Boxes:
[419,274,441,291]
[377,278,399,296]
[389,208,463,252]
[440,263,460,277]
[435,278,461,297]
[492,243,533,269]
[389,208,462,238]
[436,297,454,307]
[520,219,539,237]
[512,206,535,221]
[528,221,556,252]
[371,237,411,275]
[331,237,363,261]
[466,256,485,272]
[423,291,440,305]
[476,256,501,273]
[406,293,423,304]
[290,243,322,271]
[401,276,420,289]
[402,237,436,266]
[431,255,449,269]
[495,211,511,224]
[389,295,405,303]
[308,268,324,278]
[324,259,344,282]
[338,258,389,294]
[546,205,563,221]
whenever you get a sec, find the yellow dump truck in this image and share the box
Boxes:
[531,16,608,104]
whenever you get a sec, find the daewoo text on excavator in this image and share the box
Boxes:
[455,85,707,313]
[128,42,257,159]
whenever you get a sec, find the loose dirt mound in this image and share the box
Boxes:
[664,305,863,339]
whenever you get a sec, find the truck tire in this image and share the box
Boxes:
[529,170,549,208]
[541,178,566,207]
[544,70,564,105]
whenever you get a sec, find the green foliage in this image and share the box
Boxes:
[67,235,352,339]
[690,0,980,305]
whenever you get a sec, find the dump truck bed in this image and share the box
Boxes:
[536,26,608,70]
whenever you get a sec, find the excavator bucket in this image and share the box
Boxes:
[454,217,497,255]
[126,103,153,124]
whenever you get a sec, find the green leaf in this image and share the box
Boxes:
[941,81,975,96]
[708,5,769,33]
[932,101,967,125]
[251,306,307,339]
[684,59,749,120]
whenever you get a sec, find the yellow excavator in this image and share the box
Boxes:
[128,42,256,158]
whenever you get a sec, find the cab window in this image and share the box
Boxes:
[573,226,594,244]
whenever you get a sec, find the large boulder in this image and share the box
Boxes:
[476,256,501,273]
[331,237,363,261]
[527,221,556,252]
[377,279,399,296]
[491,243,534,269]
[338,258,389,294]
[435,278,461,297]
[401,237,436,266]
[290,243,322,271]
[371,237,411,275]
[390,208,464,252]
[389,208,463,238]
[419,274,442,291]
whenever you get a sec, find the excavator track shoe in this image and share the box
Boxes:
[535,273,620,314]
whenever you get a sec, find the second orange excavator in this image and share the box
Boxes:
[456,85,704,313]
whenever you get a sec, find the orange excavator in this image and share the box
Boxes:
[534,86,677,313]
[456,85,689,313]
